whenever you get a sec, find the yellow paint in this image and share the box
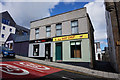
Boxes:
[53,34,88,42]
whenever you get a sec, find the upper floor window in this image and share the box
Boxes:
[46,26,51,37]
[1,34,5,38]
[10,28,12,32]
[35,28,39,39]
[56,23,62,36]
[3,26,5,30]
[2,18,10,25]
[71,20,78,34]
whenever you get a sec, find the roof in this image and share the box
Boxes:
[6,33,30,43]
[14,35,29,42]
[1,11,30,33]
[15,25,30,33]
[30,7,86,23]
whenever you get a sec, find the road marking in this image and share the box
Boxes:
[62,76,74,80]
[0,64,29,75]
[0,61,63,79]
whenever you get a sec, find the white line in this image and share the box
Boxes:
[62,76,74,80]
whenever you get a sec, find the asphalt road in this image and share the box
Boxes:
[0,58,115,80]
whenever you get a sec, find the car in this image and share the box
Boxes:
[0,46,15,58]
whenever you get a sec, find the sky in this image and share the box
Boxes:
[0,0,108,50]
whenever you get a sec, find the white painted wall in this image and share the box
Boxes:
[0,23,16,45]
[28,42,53,58]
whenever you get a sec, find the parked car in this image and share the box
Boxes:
[0,46,15,58]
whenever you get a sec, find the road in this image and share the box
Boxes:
[0,57,114,80]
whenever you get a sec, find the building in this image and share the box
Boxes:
[94,42,102,61]
[102,47,110,62]
[29,8,95,68]
[6,34,29,57]
[0,11,30,46]
[105,0,120,73]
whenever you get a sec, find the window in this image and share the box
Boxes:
[71,41,81,58]
[46,26,51,37]
[3,26,5,30]
[56,23,62,36]
[33,45,39,56]
[35,28,39,39]
[2,18,10,25]
[1,34,5,38]
[10,28,12,32]
[71,20,78,34]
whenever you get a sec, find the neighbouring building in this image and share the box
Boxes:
[105,0,120,73]
[6,34,29,57]
[102,47,110,62]
[94,42,102,61]
[0,11,30,46]
[29,8,95,68]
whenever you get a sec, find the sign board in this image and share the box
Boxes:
[53,34,88,42]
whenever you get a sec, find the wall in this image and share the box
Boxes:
[30,8,89,40]
[105,2,120,72]
[0,23,16,45]
[29,42,53,58]
[14,42,29,57]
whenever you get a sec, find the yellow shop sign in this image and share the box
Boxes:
[53,34,88,42]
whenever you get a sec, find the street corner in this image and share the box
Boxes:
[0,61,63,80]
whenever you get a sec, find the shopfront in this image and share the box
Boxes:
[29,33,91,63]
[52,33,91,62]
[29,38,53,61]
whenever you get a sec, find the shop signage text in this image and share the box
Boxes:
[53,34,88,42]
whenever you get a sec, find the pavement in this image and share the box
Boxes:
[14,55,120,79]
[58,61,116,73]
[0,57,115,80]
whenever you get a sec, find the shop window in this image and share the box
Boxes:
[56,23,62,36]
[33,45,39,56]
[35,28,39,39]
[70,41,81,58]
[46,26,51,37]
[71,20,78,34]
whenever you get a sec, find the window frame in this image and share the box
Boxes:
[35,28,39,39]
[10,28,12,32]
[70,41,82,58]
[3,26,5,30]
[71,20,78,34]
[56,23,62,36]
[2,34,5,38]
[46,26,51,38]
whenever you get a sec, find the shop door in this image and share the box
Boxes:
[45,44,51,59]
[56,43,62,60]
